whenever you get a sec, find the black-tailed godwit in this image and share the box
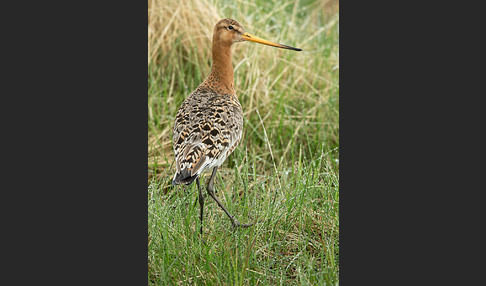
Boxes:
[171,18,301,234]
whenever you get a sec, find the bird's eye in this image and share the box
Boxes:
[228,25,234,30]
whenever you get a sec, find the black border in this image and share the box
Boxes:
[5,1,148,283]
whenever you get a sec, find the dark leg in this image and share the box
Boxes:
[196,177,204,235]
[206,167,256,228]
[207,166,218,194]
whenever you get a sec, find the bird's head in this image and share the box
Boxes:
[213,18,302,51]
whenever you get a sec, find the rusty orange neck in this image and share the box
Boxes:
[201,40,235,94]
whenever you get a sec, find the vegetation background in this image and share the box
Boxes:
[148,0,339,284]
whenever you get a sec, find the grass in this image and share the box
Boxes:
[148,0,339,284]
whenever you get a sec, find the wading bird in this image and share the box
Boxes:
[171,18,301,234]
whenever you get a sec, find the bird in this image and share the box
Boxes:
[171,18,301,234]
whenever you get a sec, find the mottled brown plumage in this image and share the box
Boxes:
[171,18,301,233]
[172,88,243,185]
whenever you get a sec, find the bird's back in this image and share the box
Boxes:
[172,86,243,185]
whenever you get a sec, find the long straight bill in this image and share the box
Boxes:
[242,32,302,51]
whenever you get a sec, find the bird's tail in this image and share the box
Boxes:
[172,169,198,186]
[172,143,207,186]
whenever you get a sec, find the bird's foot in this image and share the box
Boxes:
[230,216,261,229]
